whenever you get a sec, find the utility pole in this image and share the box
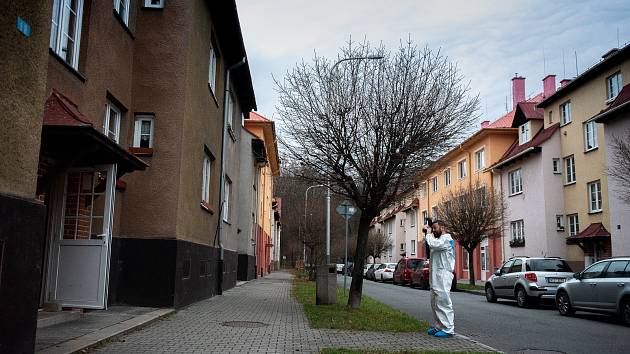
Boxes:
[325,186,331,264]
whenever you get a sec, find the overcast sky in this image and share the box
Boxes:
[237,0,630,125]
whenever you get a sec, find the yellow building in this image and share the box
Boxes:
[537,45,630,268]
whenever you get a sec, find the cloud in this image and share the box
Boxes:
[237,0,630,124]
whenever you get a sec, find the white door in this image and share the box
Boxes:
[45,165,116,309]
[480,239,489,282]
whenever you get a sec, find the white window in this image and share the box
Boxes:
[411,239,416,255]
[552,158,561,174]
[519,122,531,144]
[560,101,572,125]
[556,215,565,231]
[432,176,438,193]
[208,47,217,93]
[508,169,523,195]
[144,0,164,9]
[588,180,602,213]
[133,115,154,148]
[564,156,576,184]
[548,111,553,124]
[443,168,451,186]
[431,206,438,218]
[475,148,485,171]
[607,72,623,101]
[511,220,524,241]
[583,121,598,151]
[50,0,84,69]
[223,176,231,222]
[457,159,467,179]
[387,221,393,235]
[567,214,579,236]
[421,210,428,225]
[409,210,416,227]
[400,218,405,227]
[201,155,212,203]
[400,242,405,252]
[114,0,130,25]
[104,102,121,143]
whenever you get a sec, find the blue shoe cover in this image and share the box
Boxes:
[426,327,438,335]
[433,330,453,338]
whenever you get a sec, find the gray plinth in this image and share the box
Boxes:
[315,264,337,305]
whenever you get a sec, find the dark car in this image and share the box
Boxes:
[410,259,430,289]
[394,258,425,285]
[366,263,381,280]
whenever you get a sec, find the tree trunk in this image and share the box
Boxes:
[468,248,475,285]
[347,208,376,309]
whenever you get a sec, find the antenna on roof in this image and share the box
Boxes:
[505,95,508,113]
[574,50,579,77]
[562,49,566,78]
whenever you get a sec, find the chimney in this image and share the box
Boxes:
[481,120,490,128]
[560,79,572,87]
[512,74,525,109]
[543,74,556,98]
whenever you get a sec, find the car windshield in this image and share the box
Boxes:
[387,264,396,269]
[527,259,572,272]
[408,260,422,268]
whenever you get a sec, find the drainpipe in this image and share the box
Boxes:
[217,57,247,295]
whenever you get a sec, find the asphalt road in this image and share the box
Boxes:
[339,275,630,354]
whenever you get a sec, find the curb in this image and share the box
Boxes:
[37,308,175,354]
[455,333,504,354]
[456,289,485,297]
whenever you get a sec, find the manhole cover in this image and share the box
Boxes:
[221,321,269,328]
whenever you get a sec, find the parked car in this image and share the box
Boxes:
[410,259,430,289]
[485,257,574,308]
[556,257,630,326]
[394,258,425,285]
[336,264,344,273]
[366,263,381,280]
[374,263,397,282]
[363,264,373,277]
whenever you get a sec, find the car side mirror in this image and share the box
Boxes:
[573,272,582,280]
[495,269,502,276]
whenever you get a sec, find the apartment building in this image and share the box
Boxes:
[537,44,630,268]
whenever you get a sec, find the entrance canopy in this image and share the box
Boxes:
[566,222,611,247]
[40,90,148,176]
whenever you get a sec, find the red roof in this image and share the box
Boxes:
[593,84,630,122]
[567,223,611,242]
[248,111,270,122]
[43,89,93,127]
[486,93,544,128]
[491,123,559,169]
[517,102,544,120]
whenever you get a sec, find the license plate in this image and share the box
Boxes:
[547,277,565,284]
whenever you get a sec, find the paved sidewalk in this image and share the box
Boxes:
[94,272,497,353]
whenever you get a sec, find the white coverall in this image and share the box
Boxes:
[425,232,456,334]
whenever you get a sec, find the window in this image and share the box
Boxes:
[144,0,164,9]
[431,206,438,219]
[527,259,572,272]
[50,0,84,69]
[581,261,608,279]
[564,156,576,184]
[567,214,579,236]
[552,158,561,174]
[182,258,191,279]
[104,102,121,143]
[457,159,467,179]
[462,249,469,270]
[519,122,531,144]
[583,121,598,151]
[604,261,630,278]
[223,177,231,222]
[548,111,553,124]
[509,259,523,273]
[387,245,392,257]
[475,148,485,171]
[607,72,623,101]
[133,115,154,148]
[508,169,523,195]
[510,220,524,241]
[400,243,405,252]
[208,47,217,93]
[500,260,514,275]
[114,0,130,25]
[409,210,416,227]
[443,168,451,186]
[387,221,393,236]
[411,240,416,255]
[201,155,212,203]
[560,101,572,125]
[556,215,565,231]
[431,176,438,193]
[226,89,235,129]
[400,218,405,227]
[588,180,602,213]
[421,210,428,225]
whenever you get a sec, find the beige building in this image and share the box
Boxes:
[538,45,630,268]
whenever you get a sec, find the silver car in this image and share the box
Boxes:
[485,257,574,308]
[556,257,630,326]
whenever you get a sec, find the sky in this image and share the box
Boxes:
[237,0,630,127]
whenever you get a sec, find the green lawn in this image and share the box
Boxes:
[455,283,484,291]
[321,349,496,354]
[293,280,427,332]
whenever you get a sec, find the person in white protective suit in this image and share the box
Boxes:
[423,219,455,338]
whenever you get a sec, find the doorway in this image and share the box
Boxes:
[480,239,489,282]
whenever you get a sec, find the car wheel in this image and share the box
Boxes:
[485,285,497,303]
[516,287,530,308]
[557,291,575,316]
[621,298,630,326]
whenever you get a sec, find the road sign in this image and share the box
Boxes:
[335,200,356,220]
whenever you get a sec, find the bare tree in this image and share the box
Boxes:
[435,180,506,285]
[276,38,479,308]
[609,131,630,203]
[366,227,392,262]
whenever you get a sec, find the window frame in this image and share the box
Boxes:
[443,168,451,186]
[50,0,84,69]
[457,159,467,179]
[564,155,576,185]
[201,155,212,204]
[104,102,122,143]
[510,220,524,241]
[114,0,130,25]
[409,209,416,228]
[560,100,572,125]
[583,120,598,152]
[587,180,602,213]
[508,168,523,196]
[567,214,579,236]
[606,72,623,101]
[556,214,565,231]
[475,148,485,171]
[208,46,218,93]
[519,121,531,144]
[552,158,561,174]
[411,239,416,255]
[133,115,154,148]
[223,176,232,222]
[431,176,439,193]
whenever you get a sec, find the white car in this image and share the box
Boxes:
[374,263,397,282]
